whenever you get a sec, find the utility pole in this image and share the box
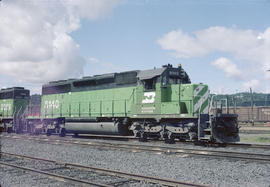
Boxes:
[233,96,236,114]
[226,95,229,114]
[266,70,270,106]
[250,87,254,126]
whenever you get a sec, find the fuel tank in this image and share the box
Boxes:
[65,121,129,135]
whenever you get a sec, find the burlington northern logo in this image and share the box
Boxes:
[142,92,156,104]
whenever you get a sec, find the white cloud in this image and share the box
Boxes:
[88,57,100,64]
[243,79,260,91]
[158,26,270,92]
[158,26,263,61]
[211,86,233,95]
[157,29,208,58]
[0,0,121,93]
[211,57,244,81]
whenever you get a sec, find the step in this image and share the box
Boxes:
[204,128,212,132]
[200,135,212,140]
[204,128,212,135]
[205,121,211,128]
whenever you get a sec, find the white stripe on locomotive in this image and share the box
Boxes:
[194,89,209,114]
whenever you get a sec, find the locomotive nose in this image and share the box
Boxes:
[212,114,240,143]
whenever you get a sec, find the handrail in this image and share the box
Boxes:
[197,99,203,140]
[12,106,17,121]
[209,94,216,114]
[16,106,23,119]
[208,94,217,137]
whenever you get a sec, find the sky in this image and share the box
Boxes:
[1,0,270,94]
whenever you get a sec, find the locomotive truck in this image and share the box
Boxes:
[0,64,240,143]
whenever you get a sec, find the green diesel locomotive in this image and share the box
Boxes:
[0,64,239,143]
[0,87,29,133]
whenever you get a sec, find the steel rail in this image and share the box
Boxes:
[2,134,270,163]
[239,130,270,134]
[69,140,270,163]
[0,152,209,187]
[0,161,112,187]
[2,133,270,150]
[226,142,270,149]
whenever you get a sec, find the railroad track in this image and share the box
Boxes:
[239,130,270,134]
[0,152,207,187]
[2,134,270,163]
[2,133,270,150]
[75,135,270,150]
[226,142,270,149]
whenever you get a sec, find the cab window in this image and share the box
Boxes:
[169,77,181,84]
[143,78,156,91]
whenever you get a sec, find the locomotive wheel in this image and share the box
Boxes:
[178,138,186,142]
[165,135,175,144]
[7,127,12,133]
[139,132,147,142]
[194,141,206,146]
[15,125,23,134]
[26,124,32,134]
[29,126,36,135]
[134,131,140,138]
[15,129,21,134]
[73,133,79,138]
[3,124,7,132]
[46,129,52,136]
[59,128,66,137]
[34,129,40,135]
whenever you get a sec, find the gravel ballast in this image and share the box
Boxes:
[1,135,270,187]
[0,165,81,187]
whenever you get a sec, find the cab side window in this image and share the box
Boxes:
[162,76,167,87]
[169,77,180,84]
[143,78,156,91]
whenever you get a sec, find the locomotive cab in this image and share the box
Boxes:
[161,64,191,87]
[135,64,201,117]
[132,64,200,141]
[132,64,239,143]
[139,64,191,90]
